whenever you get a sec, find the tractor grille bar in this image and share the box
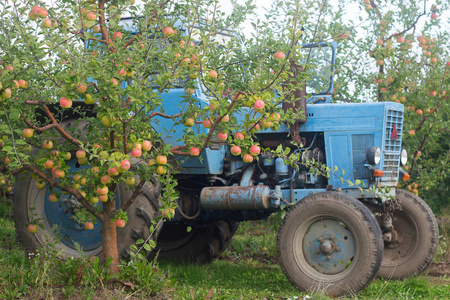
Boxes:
[382,109,403,183]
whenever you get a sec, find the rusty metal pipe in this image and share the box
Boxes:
[200,185,271,210]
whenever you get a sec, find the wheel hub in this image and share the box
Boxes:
[320,239,336,254]
[301,219,355,274]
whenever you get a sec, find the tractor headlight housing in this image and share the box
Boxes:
[366,146,381,165]
[400,148,408,166]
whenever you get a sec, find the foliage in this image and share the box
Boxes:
[0,0,311,271]
[319,0,450,210]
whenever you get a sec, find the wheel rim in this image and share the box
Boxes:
[294,217,356,276]
[382,210,418,266]
[30,158,109,256]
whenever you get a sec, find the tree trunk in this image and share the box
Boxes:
[101,200,119,274]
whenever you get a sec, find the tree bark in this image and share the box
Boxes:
[101,200,119,274]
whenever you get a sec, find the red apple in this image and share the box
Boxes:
[408,129,416,136]
[23,128,34,138]
[430,91,437,97]
[163,27,174,37]
[190,147,200,156]
[156,155,167,165]
[44,160,54,169]
[2,88,11,99]
[76,150,86,159]
[431,57,438,64]
[217,132,228,141]
[54,169,65,179]
[376,39,383,45]
[397,37,404,43]
[120,159,131,171]
[115,219,125,228]
[35,180,45,189]
[431,13,438,19]
[29,11,38,20]
[76,84,87,93]
[269,112,281,122]
[41,18,52,28]
[274,51,285,60]
[60,97,72,108]
[48,194,58,202]
[86,12,97,21]
[207,70,218,80]
[202,119,212,128]
[221,114,230,123]
[110,78,119,86]
[249,145,261,156]
[27,224,38,233]
[73,174,81,182]
[99,194,108,202]
[416,109,423,115]
[39,8,48,18]
[185,118,195,127]
[254,99,265,113]
[131,148,142,157]
[234,132,244,140]
[142,140,152,151]
[156,165,166,175]
[113,31,122,39]
[243,153,253,163]
[101,175,111,185]
[97,186,108,195]
[42,140,53,149]
[84,222,94,230]
[230,145,241,156]
[108,167,119,176]
[118,68,127,76]
[147,158,155,166]
[18,79,28,89]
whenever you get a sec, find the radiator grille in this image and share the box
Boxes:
[382,109,403,183]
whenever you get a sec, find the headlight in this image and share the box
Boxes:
[400,148,407,166]
[366,146,381,165]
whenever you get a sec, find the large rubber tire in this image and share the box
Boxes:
[13,174,160,261]
[151,220,239,264]
[377,189,439,279]
[277,192,383,297]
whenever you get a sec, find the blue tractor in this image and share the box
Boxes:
[13,21,438,297]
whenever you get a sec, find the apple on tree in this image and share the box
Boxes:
[27,224,38,233]
[23,128,33,138]
[190,147,200,156]
[84,222,94,230]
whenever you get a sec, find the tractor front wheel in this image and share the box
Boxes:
[277,192,383,297]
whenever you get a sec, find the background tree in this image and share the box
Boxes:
[320,0,450,211]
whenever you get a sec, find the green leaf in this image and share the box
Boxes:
[136,238,144,245]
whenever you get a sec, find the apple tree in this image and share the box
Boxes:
[0,0,315,274]
[319,0,450,211]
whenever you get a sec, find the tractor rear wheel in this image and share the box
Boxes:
[150,220,239,264]
[277,192,383,297]
[13,173,160,262]
[377,189,439,279]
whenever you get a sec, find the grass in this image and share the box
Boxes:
[1,198,449,299]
